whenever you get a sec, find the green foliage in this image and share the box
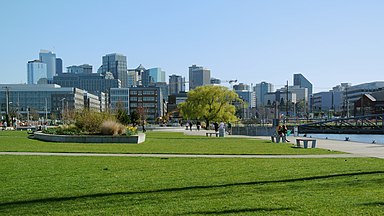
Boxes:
[115,102,131,125]
[74,110,115,134]
[130,110,141,126]
[178,86,241,126]
[126,125,138,136]
[43,124,82,135]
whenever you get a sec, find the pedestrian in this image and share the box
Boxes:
[214,122,219,132]
[227,122,232,135]
[142,120,146,133]
[189,121,193,131]
[196,121,201,131]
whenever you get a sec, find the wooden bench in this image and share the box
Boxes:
[296,138,317,148]
[206,132,219,137]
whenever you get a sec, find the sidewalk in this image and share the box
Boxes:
[181,129,384,159]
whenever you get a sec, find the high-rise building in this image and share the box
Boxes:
[67,64,93,74]
[127,64,146,87]
[148,68,166,83]
[39,50,57,81]
[254,82,274,108]
[56,58,63,74]
[293,73,313,96]
[27,60,47,84]
[169,74,185,95]
[188,65,211,90]
[101,53,128,87]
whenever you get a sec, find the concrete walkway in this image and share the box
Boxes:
[182,128,384,159]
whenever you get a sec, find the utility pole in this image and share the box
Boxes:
[286,80,289,119]
[2,86,10,127]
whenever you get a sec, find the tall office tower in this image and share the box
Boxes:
[254,82,274,108]
[56,58,63,74]
[39,50,57,81]
[169,74,185,95]
[188,65,211,90]
[293,73,313,96]
[27,60,47,84]
[101,53,128,87]
[148,68,166,83]
[127,64,145,87]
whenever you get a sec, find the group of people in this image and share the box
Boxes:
[186,121,201,131]
[276,124,290,143]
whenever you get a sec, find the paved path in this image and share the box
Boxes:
[183,128,384,159]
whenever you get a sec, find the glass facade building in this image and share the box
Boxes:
[0,84,98,121]
[101,53,128,87]
[168,74,185,95]
[39,50,57,81]
[27,60,47,84]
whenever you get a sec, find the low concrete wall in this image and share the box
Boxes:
[33,132,146,144]
[232,126,275,136]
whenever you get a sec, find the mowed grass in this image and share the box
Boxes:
[0,130,337,155]
[1,155,384,215]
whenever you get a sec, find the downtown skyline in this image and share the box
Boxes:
[2,0,384,93]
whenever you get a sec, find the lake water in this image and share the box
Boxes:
[298,133,384,144]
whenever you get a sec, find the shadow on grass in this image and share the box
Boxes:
[185,207,294,215]
[1,171,383,209]
[360,202,384,206]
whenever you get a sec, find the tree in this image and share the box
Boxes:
[115,101,131,125]
[178,85,240,128]
[130,110,141,126]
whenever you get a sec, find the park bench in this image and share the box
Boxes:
[296,138,317,148]
[206,132,219,137]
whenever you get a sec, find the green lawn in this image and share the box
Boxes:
[0,130,337,155]
[1,155,384,215]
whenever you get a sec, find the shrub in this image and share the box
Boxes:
[75,110,115,134]
[100,120,126,136]
[43,124,82,135]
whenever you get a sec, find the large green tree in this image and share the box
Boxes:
[178,85,240,128]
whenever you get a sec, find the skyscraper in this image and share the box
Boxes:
[293,73,313,96]
[188,65,211,90]
[127,64,145,87]
[254,82,274,108]
[169,74,185,95]
[27,60,47,84]
[39,50,56,81]
[56,58,63,74]
[148,68,166,83]
[101,53,128,87]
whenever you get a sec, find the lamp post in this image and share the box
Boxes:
[60,98,66,122]
[2,86,10,127]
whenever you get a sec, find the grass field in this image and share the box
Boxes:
[1,155,384,215]
[1,130,383,215]
[0,130,337,155]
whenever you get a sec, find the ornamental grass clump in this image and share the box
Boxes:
[100,120,126,136]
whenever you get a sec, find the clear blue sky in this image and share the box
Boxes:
[2,0,384,93]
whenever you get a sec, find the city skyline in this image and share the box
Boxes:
[2,0,384,93]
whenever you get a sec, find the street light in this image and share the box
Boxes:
[60,98,66,121]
